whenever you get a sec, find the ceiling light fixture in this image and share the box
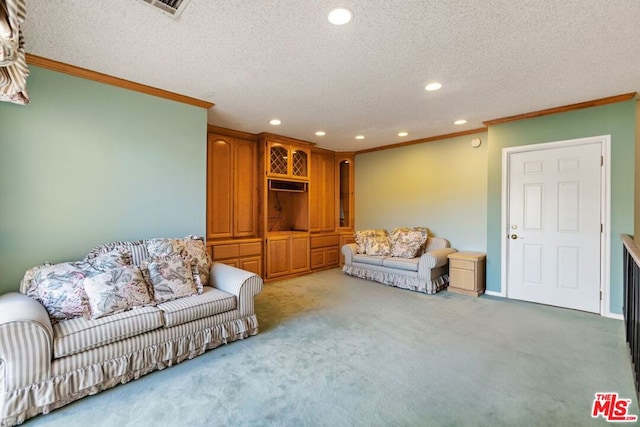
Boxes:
[425,82,442,91]
[398,132,408,137]
[328,8,353,25]
[454,119,467,125]
[269,119,281,125]
[355,135,365,140]
[315,131,326,136]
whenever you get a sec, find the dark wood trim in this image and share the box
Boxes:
[311,146,335,155]
[258,132,316,147]
[484,93,637,126]
[26,53,214,109]
[207,124,258,141]
[355,128,487,155]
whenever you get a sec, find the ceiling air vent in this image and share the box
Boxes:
[141,0,192,18]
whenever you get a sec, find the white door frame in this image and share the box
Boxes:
[499,135,614,318]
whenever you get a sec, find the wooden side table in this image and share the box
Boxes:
[447,252,486,297]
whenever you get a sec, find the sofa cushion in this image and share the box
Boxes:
[390,227,427,258]
[83,267,154,320]
[353,254,386,266]
[53,306,163,358]
[382,257,420,272]
[141,255,199,303]
[157,286,236,327]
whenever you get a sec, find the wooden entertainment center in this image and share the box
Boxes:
[206,125,355,281]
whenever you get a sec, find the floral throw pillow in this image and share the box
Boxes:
[146,238,187,258]
[83,267,152,319]
[87,247,133,271]
[86,240,149,267]
[141,256,198,303]
[364,235,392,256]
[183,235,212,292]
[390,227,426,258]
[354,229,388,254]
[412,227,430,255]
[28,261,101,321]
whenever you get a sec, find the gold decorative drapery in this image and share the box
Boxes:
[0,0,29,105]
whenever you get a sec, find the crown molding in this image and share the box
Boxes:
[355,128,487,155]
[26,53,214,109]
[484,92,637,126]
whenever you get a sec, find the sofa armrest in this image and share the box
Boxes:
[342,243,357,266]
[418,248,458,273]
[209,262,263,317]
[0,293,53,392]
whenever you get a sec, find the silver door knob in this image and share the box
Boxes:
[510,234,518,239]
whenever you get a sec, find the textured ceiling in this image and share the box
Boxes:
[23,0,640,151]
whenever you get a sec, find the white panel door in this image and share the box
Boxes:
[507,142,601,313]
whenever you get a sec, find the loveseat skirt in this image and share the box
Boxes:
[343,264,449,294]
[0,311,257,427]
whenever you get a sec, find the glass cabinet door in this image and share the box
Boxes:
[338,158,352,228]
[269,144,288,175]
[291,149,308,178]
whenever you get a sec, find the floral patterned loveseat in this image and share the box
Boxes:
[0,236,262,426]
[342,228,456,294]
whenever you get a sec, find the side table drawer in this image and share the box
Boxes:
[449,259,475,271]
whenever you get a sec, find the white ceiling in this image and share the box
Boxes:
[23,0,640,151]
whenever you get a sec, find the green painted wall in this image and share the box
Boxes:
[355,131,488,252]
[0,66,207,295]
[486,101,636,314]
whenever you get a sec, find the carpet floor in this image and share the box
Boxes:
[26,268,637,426]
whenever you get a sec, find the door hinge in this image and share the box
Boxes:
[601,156,604,166]
[601,223,603,233]
[600,290,603,301]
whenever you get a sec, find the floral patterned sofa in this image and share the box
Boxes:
[0,236,262,426]
[342,228,456,294]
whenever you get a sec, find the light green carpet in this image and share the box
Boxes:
[27,268,637,426]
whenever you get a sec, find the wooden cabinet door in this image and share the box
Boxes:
[310,151,335,232]
[320,153,335,230]
[207,134,233,239]
[234,138,257,237]
[310,248,326,269]
[290,235,310,273]
[240,256,262,277]
[266,236,290,278]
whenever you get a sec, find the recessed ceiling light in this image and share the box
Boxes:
[425,82,442,91]
[398,132,408,137]
[454,119,467,125]
[315,131,326,136]
[328,8,353,25]
[355,135,365,140]
[269,119,281,125]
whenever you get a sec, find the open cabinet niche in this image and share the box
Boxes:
[267,188,309,232]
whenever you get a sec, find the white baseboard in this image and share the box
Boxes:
[484,290,505,297]
[603,312,623,321]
